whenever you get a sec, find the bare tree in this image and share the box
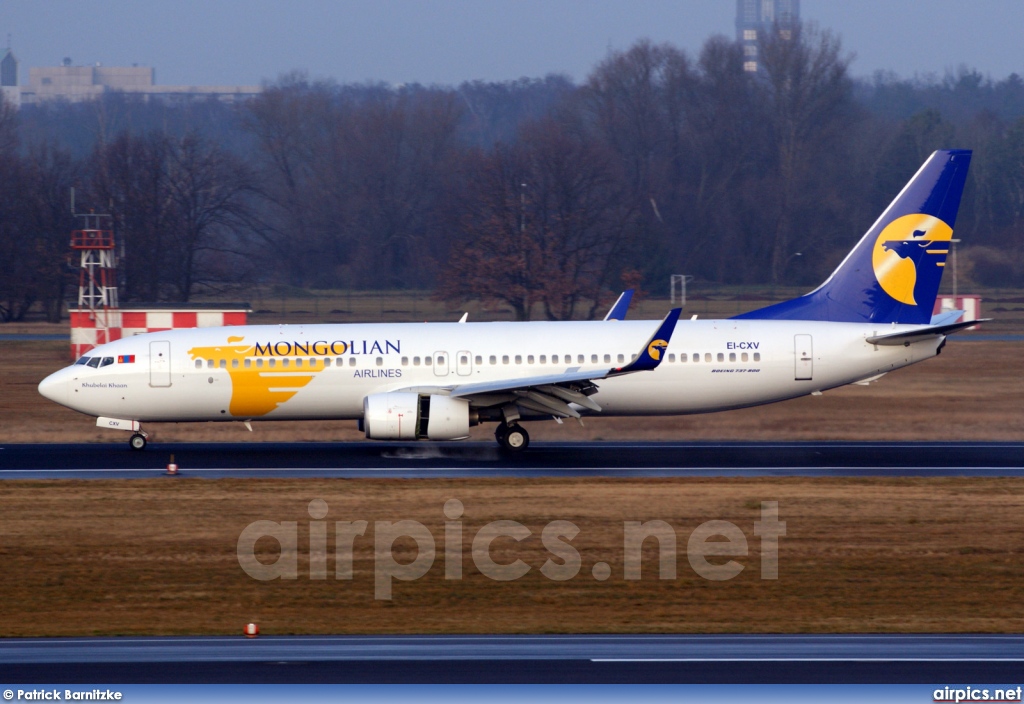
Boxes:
[164,133,254,300]
[439,117,633,320]
[756,22,857,283]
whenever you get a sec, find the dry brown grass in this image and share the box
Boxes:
[1,477,1023,636]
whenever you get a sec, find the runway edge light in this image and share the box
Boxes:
[244,622,259,638]
[165,454,178,476]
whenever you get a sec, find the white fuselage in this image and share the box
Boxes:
[39,319,941,423]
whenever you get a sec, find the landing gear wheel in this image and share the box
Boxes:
[499,424,529,453]
[129,433,147,451]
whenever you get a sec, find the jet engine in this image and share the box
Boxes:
[362,392,472,441]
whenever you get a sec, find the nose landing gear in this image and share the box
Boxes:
[129,432,148,450]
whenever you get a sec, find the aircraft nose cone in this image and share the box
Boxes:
[38,369,69,407]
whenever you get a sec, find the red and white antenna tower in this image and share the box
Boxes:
[69,210,119,359]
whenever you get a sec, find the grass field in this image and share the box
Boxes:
[1,477,1023,636]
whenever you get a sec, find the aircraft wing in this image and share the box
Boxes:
[396,308,681,418]
[603,289,635,321]
[865,319,989,346]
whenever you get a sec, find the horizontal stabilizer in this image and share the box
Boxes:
[930,309,965,326]
[866,319,989,346]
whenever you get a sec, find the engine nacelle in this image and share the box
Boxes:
[363,392,420,440]
[424,394,470,440]
[362,393,471,441]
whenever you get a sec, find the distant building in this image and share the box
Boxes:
[18,60,260,106]
[1,47,19,108]
[735,0,800,73]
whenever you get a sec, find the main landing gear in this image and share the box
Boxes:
[495,423,529,453]
[129,432,148,450]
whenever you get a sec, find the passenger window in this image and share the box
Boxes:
[232,359,239,368]
[75,357,90,365]
[680,353,688,362]
[729,353,736,362]
[617,354,624,363]
[527,355,534,364]
[376,357,383,366]
[668,354,675,363]
[257,359,264,368]
[195,360,203,369]
[437,355,445,365]
[295,359,303,368]
[502,355,510,364]
[283,358,291,368]
[551,355,558,364]
[244,359,252,368]
[578,355,585,364]
[475,355,482,365]
[207,359,214,369]
[425,357,433,366]
[705,353,712,362]
[515,355,522,364]
[269,359,276,368]
[413,356,421,366]
[591,354,598,363]
[219,359,227,369]
[693,353,700,363]
[540,355,547,364]
[461,355,469,365]
[489,355,496,365]
[753,352,761,362]
[309,358,317,368]
[717,353,724,362]
[603,354,611,363]
[401,357,409,366]
[631,353,637,361]
[100,357,114,367]
[349,357,356,367]
[324,358,332,367]
[741,352,748,362]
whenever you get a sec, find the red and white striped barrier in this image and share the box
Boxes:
[69,307,249,359]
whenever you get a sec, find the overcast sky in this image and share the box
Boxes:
[1,1,1022,87]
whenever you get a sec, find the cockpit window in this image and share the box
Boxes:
[74,357,91,365]
[86,357,101,368]
[99,357,114,368]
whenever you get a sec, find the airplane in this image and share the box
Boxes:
[39,149,978,452]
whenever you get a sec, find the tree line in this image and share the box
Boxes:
[3,24,1024,322]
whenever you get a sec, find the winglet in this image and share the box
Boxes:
[610,308,682,375]
[603,289,635,321]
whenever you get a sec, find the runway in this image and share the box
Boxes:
[2,634,1022,683]
[0,441,1022,478]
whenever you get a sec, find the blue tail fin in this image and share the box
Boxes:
[734,150,972,324]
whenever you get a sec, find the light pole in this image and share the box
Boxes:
[949,239,961,299]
